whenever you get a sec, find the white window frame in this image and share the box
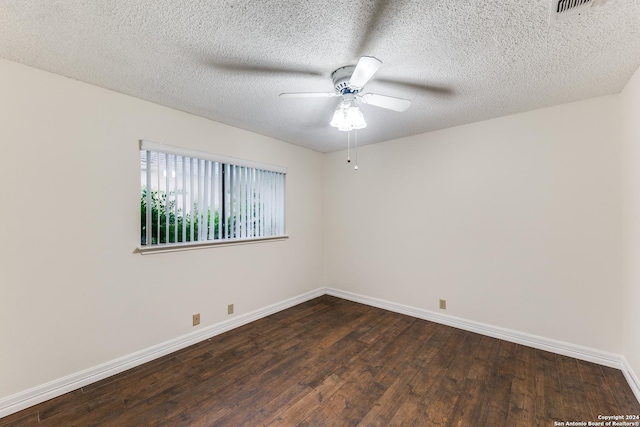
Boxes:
[138,140,288,254]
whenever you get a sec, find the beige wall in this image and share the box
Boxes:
[0,58,324,398]
[323,95,623,353]
[622,65,640,381]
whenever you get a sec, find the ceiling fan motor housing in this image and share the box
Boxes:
[332,66,358,94]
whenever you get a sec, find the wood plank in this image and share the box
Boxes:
[299,320,431,427]
[149,348,290,424]
[533,349,565,425]
[577,360,623,417]
[0,409,39,427]
[384,328,469,425]
[449,335,501,426]
[556,354,593,421]
[263,373,345,426]
[356,321,446,426]
[505,345,536,427]
[476,340,518,426]
[220,382,310,425]
[418,331,483,426]
[601,366,640,415]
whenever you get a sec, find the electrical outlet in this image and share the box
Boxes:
[439,299,447,310]
[228,304,234,315]
[193,313,200,326]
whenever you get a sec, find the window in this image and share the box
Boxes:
[139,140,286,252]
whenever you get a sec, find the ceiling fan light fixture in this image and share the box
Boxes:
[330,101,367,131]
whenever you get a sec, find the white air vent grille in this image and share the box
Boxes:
[551,0,594,20]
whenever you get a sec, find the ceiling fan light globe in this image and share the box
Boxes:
[330,108,345,128]
[346,106,366,129]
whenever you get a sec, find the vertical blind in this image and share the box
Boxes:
[140,140,286,246]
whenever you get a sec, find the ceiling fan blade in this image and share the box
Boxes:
[375,78,454,96]
[207,59,323,77]
[353,0,393,56]
[280,92,340,98]
[358,93,411,112]
[349,56,382,90]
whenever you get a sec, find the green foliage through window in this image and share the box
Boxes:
[141,187,220,245]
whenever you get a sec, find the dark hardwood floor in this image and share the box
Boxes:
[2,296,639,426]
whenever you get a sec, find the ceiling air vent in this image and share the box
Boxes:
[551,0,594,21]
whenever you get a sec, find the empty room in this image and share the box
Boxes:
[1,0,640,425]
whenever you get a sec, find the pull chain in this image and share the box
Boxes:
[354,130,359,170]
[347,131,351,163]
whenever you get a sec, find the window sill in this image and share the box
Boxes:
[136,235,289,255]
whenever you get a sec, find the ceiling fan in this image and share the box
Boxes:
[279,56,411,131]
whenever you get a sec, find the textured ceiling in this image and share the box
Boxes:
[1,0,639,152]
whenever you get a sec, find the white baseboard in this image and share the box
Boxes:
[2,286,638,418]
[622,356,640,404]
[0,288,325,419]
[325,288,624,369]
